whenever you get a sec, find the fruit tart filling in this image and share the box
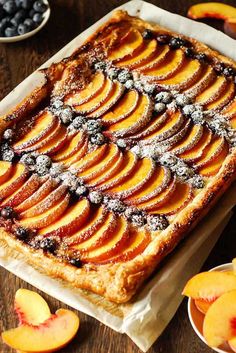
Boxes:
[0,12,236,272]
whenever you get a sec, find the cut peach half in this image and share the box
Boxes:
[39,198,90,237]
[15,289,51,325]
[108,94,153,137]
[203,290,236,348]
[141,49,184,81]
[125,166,171,205]
[207,81,235,110]
[195,75,227,105]
[38,126,68,155]
[71,211,116,250]
[187,3,236,21]
[180,128,212,163]
[71,144,107,172]
[88,81,124,118]
[78,143,120,182]
[19,194,70,229]
[20,185,68,218]
[65,72,105,106]
[2,308,79,353]
[108,29,143,62]
[0,163,28,200]
[52,131,85,162]
[65,206,108,246]
[171,124,203,155]
[0,161,12,184]
[106,157,155,199]
[194,136,226,169]
[102,90,139,126]
[150,182,193,216]
[116,39,157,69]
[2,174,42,208]
[137,44,170,71]
[15,177,55,213]
[74,78,113,114]
[61,138,88,166]
[199,142,229,177]
[80,216,130,263]
[13,111,56,151]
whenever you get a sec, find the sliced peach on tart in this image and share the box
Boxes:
[79,216,130,263]
[185,65,215,96]
[136,44,170,72]
[71,211,116,251]
[116,39,157,69]
[222,97,236,117]
[65,206,109,246]
[13,111,56,152]
[38,125,68,155]
[60,137,88,166]
[14,288,51,325]
[1,174,42,208]
[2,308,79,353]
[39,198,90,237]
[18,194,70,229]
[105,157,155,199]
[0,161,12,184]
[74,78,113,114]
[108,29,143,62]
[102,90,139,126]
[125,165,171,205]
[195,75,227,106]
[136,176,177,211]
[194,136,226,169]
[207,81,235,110]
[171,124,204,155]
[78,143,120,182]
[159,118,191,150]
[203,290,236,348]
[52,130,85,162]
[130,111,169,140]
[95,151,137,191]
[231,116,236,129]
[141,49,185,81]
[149,182,193,216]
[0,163,28,200]
[65,72,105,106]
[71,144,107,173]
[198,142,229,176]
[107,94,153,137]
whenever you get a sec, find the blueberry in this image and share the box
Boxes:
[24,17,34,29]
[169,37,186,49]
[184,48,195,58]
[33,0,47,13]
[20,0,32,9]
[213,63,225,75]
[142,29,154,40]
[15,227,28,240]
[11,10,26,27]
[0,16,10,35]
[39,238,57,253]
[29,8,35,17]
[1,206,14,219]
[0,7,5,20]
[15,0,22,7]
[32,12,42,23]
[17,22,30,35]
[223,66,235,77]
[156,34,170,45]
[195,53,208,63]
[3,1,17,14]
[69,258,82,268]
[5,26,17,36]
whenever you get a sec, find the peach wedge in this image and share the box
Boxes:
[188,3,236,21]
[2,308,79,353]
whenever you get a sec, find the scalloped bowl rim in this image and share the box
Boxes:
[0,0,50,43]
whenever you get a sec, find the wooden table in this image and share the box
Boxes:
[0,0,235,352]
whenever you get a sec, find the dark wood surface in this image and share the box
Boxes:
[0,0,236,352]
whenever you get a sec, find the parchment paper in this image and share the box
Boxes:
[0,1,236,351]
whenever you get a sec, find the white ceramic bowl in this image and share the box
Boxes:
[188,263,234,353]
[0,0,50,43]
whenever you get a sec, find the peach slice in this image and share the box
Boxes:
[78,143,120,182]
[159,118,191,150]
[0,163,28,200]
[222,97,236,117]
[130,112,169,140]
[185,65,215,97]
[88,81,124,118]
[108,29,143,62]
[52,131,85,162]
[199,142,229,177]
[207,81,235,110]
[171,124,203,155]
[150,182,193,215]
[229,337,236,352]
[0,161,12,184]
[39,198,90,237]
[71,144,107,172]
[233,258,236,274]
[137,45,170,72]
[61,138,88,166]
[224,18,236,40]
[65,72,105,106]
[203,290,236,348]
[141,49,184,81]
[13,111,56,152]
[106,158,155,199]
[125,166,171,205]
[194,298,212,315]
[116,39,157,69]
[74,78,113,114]
[2,308,79,353]
[80,216,130,263]
[108,94,153,137]
[180,128,212,163]
[194,136,225,169]
[14,289,51,325]
[19,194,70,229]
[195,75,227,105]
[2,174,42,208]
[102,90,139,126]
[187,3,236,22]
[39,126,68,155]
[71,211,116,250]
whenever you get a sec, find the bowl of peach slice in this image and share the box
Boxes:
[183,258,236,353]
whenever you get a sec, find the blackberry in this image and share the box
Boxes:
[142,29,154,40]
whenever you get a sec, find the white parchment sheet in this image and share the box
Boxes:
[0,1,236,351]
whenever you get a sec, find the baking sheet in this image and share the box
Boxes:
[0,1,236,351]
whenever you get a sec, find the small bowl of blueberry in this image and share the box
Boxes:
[0,0,50,42]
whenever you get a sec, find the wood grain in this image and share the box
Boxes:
[0,0,235,352]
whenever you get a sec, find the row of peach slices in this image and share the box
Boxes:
[1,288,80,352]
[183,258,236,351]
